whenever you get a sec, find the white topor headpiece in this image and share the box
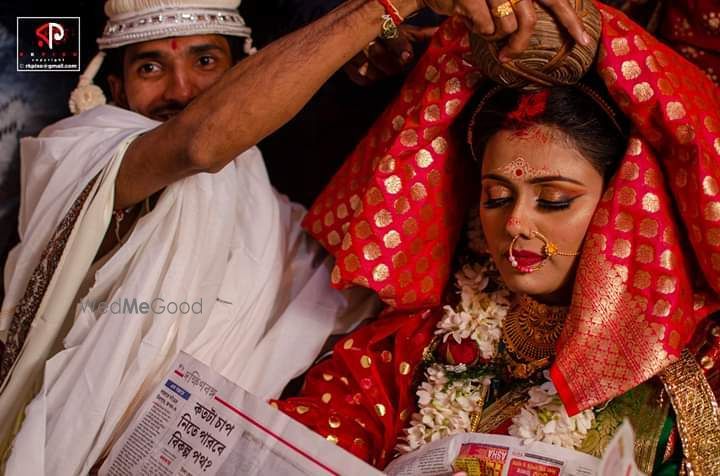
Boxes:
[69,0,256,115]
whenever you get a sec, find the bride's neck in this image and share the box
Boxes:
[528,291,571,306]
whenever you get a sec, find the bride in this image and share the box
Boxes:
[275,2,720,474]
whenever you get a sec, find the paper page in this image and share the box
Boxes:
[386,418,650,476]
[100,352,382,476]
[385,433,599,476]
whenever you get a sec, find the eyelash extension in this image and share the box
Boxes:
[537,198,574,210]
[483,197,576,211]
[483,197,512,208]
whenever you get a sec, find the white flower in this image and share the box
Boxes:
[455,263,490,295]
[434,261,510,360]
[397,363,490,453]
[509,379,595,450]
[443,363,468,373]
[527,384,556,407]
[397,253,513,454]
[511,407,546,441]
[437,306,476,342]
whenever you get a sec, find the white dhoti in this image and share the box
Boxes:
[0,106,375,475]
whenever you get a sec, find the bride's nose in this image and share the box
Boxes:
[504,209,533,239]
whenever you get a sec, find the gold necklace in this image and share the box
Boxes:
[501,294,568,379]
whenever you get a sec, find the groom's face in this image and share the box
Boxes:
[108,34,234,122]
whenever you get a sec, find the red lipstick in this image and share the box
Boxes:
[508,249,544,273]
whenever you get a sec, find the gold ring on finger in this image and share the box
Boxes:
[492,1,514,19]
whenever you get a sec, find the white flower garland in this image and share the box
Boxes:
[508,373,595,450]
[398,215,596,454]
[436,261,510,360]
[396,365,490,453]
[399,255,509,453]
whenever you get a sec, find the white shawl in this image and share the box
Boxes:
[0,105,376,475]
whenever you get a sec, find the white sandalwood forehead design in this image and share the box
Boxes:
[492,156,560,181]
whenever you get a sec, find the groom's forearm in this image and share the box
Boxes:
[115,0,423,209]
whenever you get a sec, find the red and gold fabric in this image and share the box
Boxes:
[277,308,440,467]
[302,16,477,311]
[276,3,720,468]
[660,0,720,85]
[553,5,720,413]
[605,1,720,85]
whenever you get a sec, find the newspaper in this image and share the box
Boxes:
[99,352,382,476]
[385,420,646,476]
[100,351,646,476]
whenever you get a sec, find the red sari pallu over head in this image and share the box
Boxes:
[277,3,720,467]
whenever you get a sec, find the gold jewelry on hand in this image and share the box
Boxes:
[376,0,403,40]
[492,0,523,19]
[492,1,515,19]
[380,14,400,39]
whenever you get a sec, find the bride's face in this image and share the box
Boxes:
[478,126,605,304]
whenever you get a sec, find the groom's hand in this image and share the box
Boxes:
[420,0,590,60]
[345,24,439,86]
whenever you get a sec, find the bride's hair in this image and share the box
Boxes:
[466,79,628,182]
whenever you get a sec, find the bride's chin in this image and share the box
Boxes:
[498,268,563,298]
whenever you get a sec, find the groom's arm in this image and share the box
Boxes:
[115,0,424,209]
[115,0,587,210]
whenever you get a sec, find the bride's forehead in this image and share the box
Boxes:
[481,129,585,172]
[489,155,560,181]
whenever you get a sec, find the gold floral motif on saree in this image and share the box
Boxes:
[554,235,674,411]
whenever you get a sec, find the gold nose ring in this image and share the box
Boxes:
[508,231,579,272]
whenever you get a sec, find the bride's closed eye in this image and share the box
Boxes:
[537,189,579,211]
